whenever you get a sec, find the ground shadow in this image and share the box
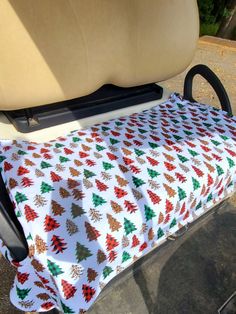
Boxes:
[128,203,236,314]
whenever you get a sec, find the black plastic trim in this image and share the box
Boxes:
[183,64,232,116]
[3,83,163,133]
[0,173,28,262]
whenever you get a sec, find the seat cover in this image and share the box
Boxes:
[0,94,235,313]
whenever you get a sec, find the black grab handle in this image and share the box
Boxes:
[184,64,232,116]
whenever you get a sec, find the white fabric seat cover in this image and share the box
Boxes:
[0,94,235,313]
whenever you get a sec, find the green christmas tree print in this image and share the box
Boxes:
[84,169,96,179]
[96,144,106,151]
[122,251,131,263]
[15,192,28,204]
[132,176,145,188]
[220,135,229,140]
[76,242,92,263]
[149,142,159,149]
[207,193,213,203]
[144,205,156,221]
[196,200,202,210]
[55,142,65,147]
[41,181,54,194]
[0,156,6,163]
[188,149,199,157]
[59,156,70,163]
[170,218,177,228]
[216,164,224,176]
[227,157,235,168]
[157,227,164,239]
[147,168,160,178]
[177,154,189,163]
[110,138,120,145]
[16,286,31,300]
[178,187,187,201]
[40,161,52,169]
[72,136,81,143]
[134,148,145,156]
[92,193,107,207]
[124,218,137,235]
[192,177,200,190]
[71,203,85,218]
[47,259,64,277]
[103,266,113,279]
[211,139,221,146]
[102,161,114,170]
[183,130,193,136]
[17,149,27,155]
[60,300,75,313]
[173,134,182,141]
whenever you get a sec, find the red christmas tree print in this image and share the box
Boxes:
[41,302,55,310]
[147,190,161,204]
[24,205,38,222]
[44,215,60,232]
[192,165,204,177]
[139,242,148,252]
[123,157,134,165]
[146,156,159,166]
[50,171,62,182]
[124,200,137,213]
[180,202,186,215]
[21,177,34,187]
[107,152,118,161]
[183,210,190,220]
[165,199,174,213]
[175,172,187,183]
[131,235,140,248]
[86,159,96,167]
[225,148,236,157]
[130,165,141,174]
[106,234,119,251]
[82,284,96,303]
[207,174,214,186]
[51,235,67,254]
[79,151,89,158]
[62,279,77,299]
[164,213,170,224]
[114,186,128,198]
[4,161,13,172]
[164,161,176,171]
[17,272,29,284]
[17,166,30,176]
[64,148,74,155]
[95,179,108,192]
[108,250,118,262]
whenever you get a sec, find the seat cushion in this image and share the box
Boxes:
[0,93,235,313]
[0,0,198,109]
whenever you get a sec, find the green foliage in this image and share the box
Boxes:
[197,0,228,35]
[200,23,220,36]
[198,0,216,24]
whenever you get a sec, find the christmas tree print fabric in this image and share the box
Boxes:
[0,93,235,313]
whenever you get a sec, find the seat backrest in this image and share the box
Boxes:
[0,0,199,110]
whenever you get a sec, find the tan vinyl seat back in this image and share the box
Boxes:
[0,0,199,110]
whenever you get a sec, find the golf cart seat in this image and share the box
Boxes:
[0,1,235,313]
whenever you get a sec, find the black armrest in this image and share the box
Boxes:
[183,64,233,116]
[0,173,28,262]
